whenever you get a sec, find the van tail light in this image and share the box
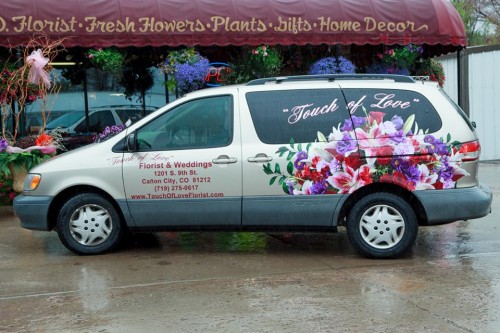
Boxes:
[459,140,481,162]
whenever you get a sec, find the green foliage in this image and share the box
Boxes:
[87,48,125,72]
[451,0,496,46]
[386,46,421,71]
[262,137,308,194]
[0,150,51,179]
[223,45,283,84]
[413,58,446,87]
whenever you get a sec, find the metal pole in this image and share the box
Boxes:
[83,68,90,132]
[164,72,170,104]
[457,49,462,108]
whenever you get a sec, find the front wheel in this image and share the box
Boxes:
[57,193,123,255]
[346,193,418,259]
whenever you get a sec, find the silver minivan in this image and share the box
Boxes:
[14,75,492,258]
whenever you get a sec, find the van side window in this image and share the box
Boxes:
[246,89,350,144]
[136,95,233,151]
[342,88,442,133]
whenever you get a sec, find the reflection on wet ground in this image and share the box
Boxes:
[0,162,499,332]
[122,231,353,255]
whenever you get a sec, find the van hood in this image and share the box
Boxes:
[30,140,114,174]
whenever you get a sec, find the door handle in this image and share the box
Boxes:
[247,153,273,163]
[212,155,237,164]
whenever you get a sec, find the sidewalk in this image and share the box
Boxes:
[0,206,13,216]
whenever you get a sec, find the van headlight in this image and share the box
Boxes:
[24,174,42,191]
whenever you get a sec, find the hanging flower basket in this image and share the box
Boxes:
[87,48,125,73]
[308,56,356,75]
[160,48,210,95]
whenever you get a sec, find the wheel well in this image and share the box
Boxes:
[47,186,126,230]
[337,183,428,226]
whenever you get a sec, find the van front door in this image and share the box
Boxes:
[122,95,242,227]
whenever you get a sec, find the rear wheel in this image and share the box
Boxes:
[346,193,418,259]
[57,193,123,255]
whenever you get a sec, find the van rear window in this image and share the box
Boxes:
[246,89,350,144]
[341,88,442,133]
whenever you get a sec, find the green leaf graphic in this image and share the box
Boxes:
[274,163,281,174]
[287,161,294,174]
[403,114,415,134]
[317,131,327,142]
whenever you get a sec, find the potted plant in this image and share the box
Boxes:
[0,132,61,192]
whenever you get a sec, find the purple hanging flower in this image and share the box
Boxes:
[175,57,210,95]
[309,56,356,75]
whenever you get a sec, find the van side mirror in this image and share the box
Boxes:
[126,133,136,152]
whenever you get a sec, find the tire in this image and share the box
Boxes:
[57,193,123,255]
[346,193,418,259]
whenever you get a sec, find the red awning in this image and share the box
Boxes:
[0,0,466,52]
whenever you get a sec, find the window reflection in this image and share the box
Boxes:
[136,95,233,151]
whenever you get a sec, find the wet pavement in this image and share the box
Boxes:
[1,163,499,333]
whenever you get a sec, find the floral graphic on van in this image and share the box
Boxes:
[263,111,469,195]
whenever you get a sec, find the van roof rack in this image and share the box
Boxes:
[246,74,415,85]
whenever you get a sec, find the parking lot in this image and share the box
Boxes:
[1,162,499,333]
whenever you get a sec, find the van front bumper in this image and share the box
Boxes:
[414,184,492,225]
[13,195,53,231]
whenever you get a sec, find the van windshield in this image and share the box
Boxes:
[46,112,83,129]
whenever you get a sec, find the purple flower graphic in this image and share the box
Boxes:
[390,130,406,143]
[352,115,366,128]
[391,115,404,130]
[310,181,327,194]
[294,151,308,170]
[265,110,468,195]
[401,162,421,183]
[336,133,357,156]
[424,135,448,155]
[330,158,341,173]
[340,119,353,131]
